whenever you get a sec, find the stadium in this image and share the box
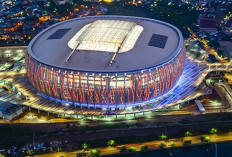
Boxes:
[25,15,186,110]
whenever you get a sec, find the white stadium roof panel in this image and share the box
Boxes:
[68,20,144,53]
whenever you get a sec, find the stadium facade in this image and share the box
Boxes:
[25,16,186,109]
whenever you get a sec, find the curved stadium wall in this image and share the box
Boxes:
[25,49,185,109]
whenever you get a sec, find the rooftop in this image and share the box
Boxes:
[28,16,183,73]
[0,101,22,116]
[67,20,143,53]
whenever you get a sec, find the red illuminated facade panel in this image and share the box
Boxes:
[25,46,186,108]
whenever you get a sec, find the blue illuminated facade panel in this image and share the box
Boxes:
[25,46,186,108]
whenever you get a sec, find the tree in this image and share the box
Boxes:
[107,140,116,147]
[90,149,101,157]
[37,148,44,154]
[201,136,211,143]
[183,140,192,146]
[56,3,74,15]
[159,142,167,149]
[128,146,136,152]
[210,128,217,134]
[0,154,5,157]
[159,134,167,140]
[26,150,34,155]
[46,0,57,13]
[82,143,89,151]
[55,146,62,152]
[140,145,148,151]
[76,152,87,157]
[170,141,175,147]
[44,142,51,148]
[185,131,193,137]
[120,146,127,153]
[36,1,46,9]
[73,0,84,4]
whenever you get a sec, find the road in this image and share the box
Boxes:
[36,129,232,157]
[187,27,226,63]
[6,119,232,145]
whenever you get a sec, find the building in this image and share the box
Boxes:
[198,11,223,32]
[218,41,232,58]
[217,2,230,11]
[0,101,23,121]
[25,16,186,110]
